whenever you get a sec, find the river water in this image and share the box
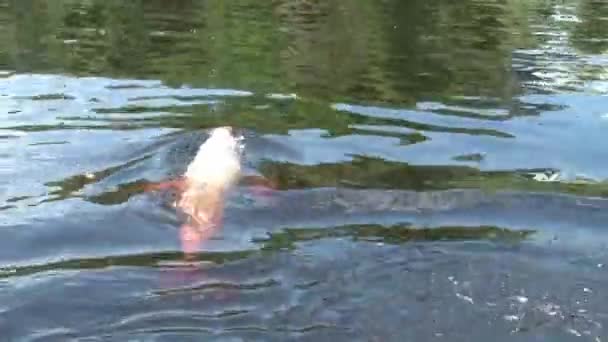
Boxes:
[1,1,608,341]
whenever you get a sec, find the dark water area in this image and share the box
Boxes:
[1,0,608,340]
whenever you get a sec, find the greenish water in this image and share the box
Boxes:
[1,0,608,340]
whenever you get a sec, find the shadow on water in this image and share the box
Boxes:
[1,0,608,340]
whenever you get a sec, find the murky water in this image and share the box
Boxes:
[2,0,608,340]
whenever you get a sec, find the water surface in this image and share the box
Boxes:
[2,0,608,341]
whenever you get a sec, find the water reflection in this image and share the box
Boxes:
[0,0,542,101]
[2,0,608,340]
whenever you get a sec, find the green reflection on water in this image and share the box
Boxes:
[1,0,589,104]
[0,224,534,279]
[254,224,535,251]
[259,157,608,197]
[2,0,607,206]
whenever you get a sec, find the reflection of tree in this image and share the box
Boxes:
[257,224,535,251]
[572,0,608,54]
[1,0,539,102]
[104,0,148,75]
[424,0,522,99]
[0,0,11,69]
[277,0,532,103]
[275,1,399,103]
[9,0,59,72]
[199,0,286,91]
[256,156,608,198]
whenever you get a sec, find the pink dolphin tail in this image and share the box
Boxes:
[143,177,187,193]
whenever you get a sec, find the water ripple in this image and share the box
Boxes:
[2,0,608,340]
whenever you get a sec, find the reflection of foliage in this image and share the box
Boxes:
[35,151,608,207]
[9,0,61,72]
[275,1,396,103]
[4,0,606,202]
[4,0,604,104]
[32,94,511,139]
[0,250,254,279]
[254,224,536,251]
[259,157,608,197]
[0,224,534,278]
[0,0,547,103]
[104,0,149,74]
[42,154,153,204]
[571,0,608,54]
